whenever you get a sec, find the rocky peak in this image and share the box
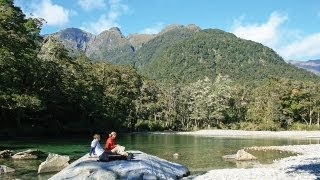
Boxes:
[85,27,134,62]
[159,24,183,34]
[57,28,92,38]
[185,24,201,31]
[50,28,93,57]
[109,27,121,32]
[127,33,156,50]
[99,27,124,38]
[158,24,201,35]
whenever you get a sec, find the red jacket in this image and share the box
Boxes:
[105,137,116,150]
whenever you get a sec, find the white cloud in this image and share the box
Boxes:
[140,23,164,34]
[231,12,287,48]
[82,0,129,34]
[280,33,320,60]
[32,0,72,26]
[78,0,106,11]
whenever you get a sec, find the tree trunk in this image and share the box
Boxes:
[181,117,185,129]
[16,108,23,130]
[309,109,313,126]
[317,112,320,127]
[302,116,308,126]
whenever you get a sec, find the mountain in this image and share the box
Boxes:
[129,28,318,83]
[85,27,135,63]
[48,24,318,84]
[128,33,156,50]
[288,60,320,75]
[50,28,93,57]
[119,24,201,65]
[48,27,155,63]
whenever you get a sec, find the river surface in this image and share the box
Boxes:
[0,133,319,179]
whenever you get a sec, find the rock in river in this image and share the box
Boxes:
[49,150,189,180]
[222,149,257,161]
[236,149,257,161]
[12,149,46,160]
[0,150,13,158]
[38,153,70,174]
[0,165,15,174]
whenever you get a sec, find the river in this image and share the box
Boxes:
[0,133,319,179]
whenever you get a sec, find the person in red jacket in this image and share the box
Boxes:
[105,131,128,156]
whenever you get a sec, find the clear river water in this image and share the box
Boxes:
[0,133,319,179]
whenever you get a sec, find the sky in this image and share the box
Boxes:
[14,0,320,61]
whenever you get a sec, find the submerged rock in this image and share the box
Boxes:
[222,149,257,161]
[0,165,15,174]
[12,149,46,160]
[236,149,257,161]
[49,151,189,180]
[173,153,179,159]
[0,150,13,158]
[222,154,236,159]
[38,153,70,174]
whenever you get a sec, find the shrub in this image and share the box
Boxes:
[289,123,320,131]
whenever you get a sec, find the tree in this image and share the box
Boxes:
[0,0,43,133]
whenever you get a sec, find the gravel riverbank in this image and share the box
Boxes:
[194,144,320,180]
[178,129,320,139]
[180,130,320,180]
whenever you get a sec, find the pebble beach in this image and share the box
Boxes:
[180,130,320,180]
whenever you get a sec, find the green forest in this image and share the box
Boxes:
[1,0,320,136]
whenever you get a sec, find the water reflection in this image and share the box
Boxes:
[0,134,319,179]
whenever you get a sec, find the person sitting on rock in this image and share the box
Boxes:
[89,134,109,161]
[89,134,99,156]
[105,131,128,156]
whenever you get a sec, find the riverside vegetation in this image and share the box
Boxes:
[1,0,320,136]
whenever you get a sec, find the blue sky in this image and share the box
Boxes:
[14,0,320,61]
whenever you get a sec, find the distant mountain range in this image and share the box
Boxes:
[46,24,319,83]
[288,60,320,75]
[49,27,155,63]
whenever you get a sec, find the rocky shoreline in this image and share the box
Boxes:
[177,130,320,180]
[194,144,320,180]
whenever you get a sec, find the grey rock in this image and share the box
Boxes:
[222,149,257,161]
[235,149,257,161]
[0,150,13,158]
[12,149,46,160]
[49,151,189,180]
[38,153,70,174]
[173,153,179,159]
[222,154,236,159]
[0,165,15,174]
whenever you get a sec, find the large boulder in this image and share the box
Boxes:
[0,165,15,174]
[49,151,189,180]
[235,149,257,161]
[12,149,46,160]
[38,153,70,174]
[0,150,13,158]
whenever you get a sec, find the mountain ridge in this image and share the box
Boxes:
[46,24,319,83]
[49,26,157,62]
[288,59,320,75]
